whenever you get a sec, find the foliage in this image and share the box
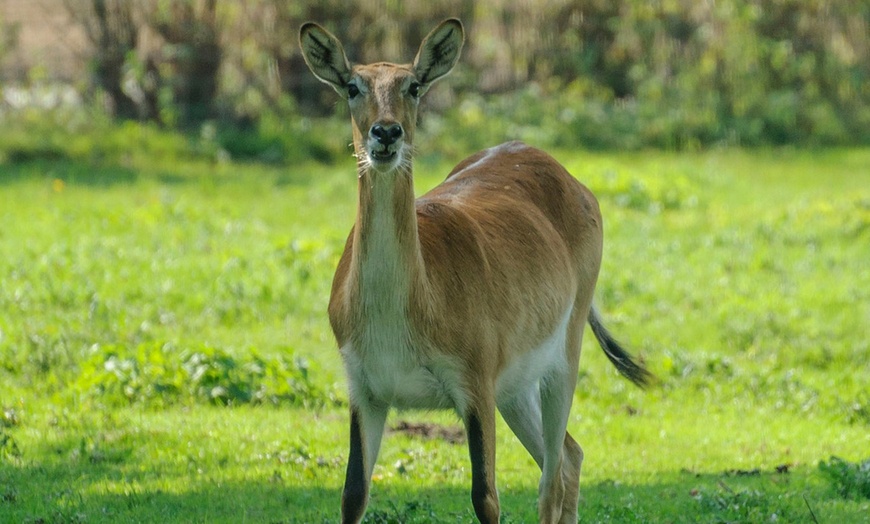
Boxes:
[58,0,222,126]
[819,456,870,500]
[72,342,340,408]
[0,431,21,462]
[145,0,221,127]
[33,0,868,148]
[692,486,797,523]
[0,10,20,69]
[363,501,442,524]
[0,98,350,174]
[62,0,143,120]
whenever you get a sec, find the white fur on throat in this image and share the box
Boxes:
[342,161,469,414]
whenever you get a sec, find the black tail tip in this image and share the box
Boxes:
[588,307,656,389]
[620,357,656,389]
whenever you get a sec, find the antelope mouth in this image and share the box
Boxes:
[370,149,397,163]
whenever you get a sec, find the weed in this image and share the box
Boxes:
[72,343,342,409]
[0,431,21,461]
[364,500,440,524]
[819,456,870,500]
[693,483,796,523]
[844,392,870,425]
[1,488,18,505]
[1,408,20,428]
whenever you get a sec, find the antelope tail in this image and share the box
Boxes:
[588,305,654,388]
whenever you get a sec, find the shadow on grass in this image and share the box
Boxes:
[0,421,859,524]
[0,158,139,187]
[0,467,474,524]
[0,155,331,189]
[1,456,858,524]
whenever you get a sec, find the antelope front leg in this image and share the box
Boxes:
[465,398,500,523]
[341,402,388,524]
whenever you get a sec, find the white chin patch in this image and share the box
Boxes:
[368,148,402,172]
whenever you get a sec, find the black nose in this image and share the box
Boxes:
[370,123,403,146]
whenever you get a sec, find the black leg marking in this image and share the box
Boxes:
[341,409,367,523]
[467,412,496,523]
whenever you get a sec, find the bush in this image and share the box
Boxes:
[53,0,869,149]
[72,342,342,409]
[819,456,870,500]
[693,488,791,523]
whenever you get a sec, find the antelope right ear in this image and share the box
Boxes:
[413,18,464,86]
[299,22,352,96]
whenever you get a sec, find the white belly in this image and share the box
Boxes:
[495,305,573,404]
[341,335,468,412]
[342,306,572,413]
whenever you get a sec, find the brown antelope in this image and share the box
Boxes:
[299,18,652,524]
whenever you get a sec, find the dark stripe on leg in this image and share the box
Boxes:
[341,408,367,523]
[467,412,497,523]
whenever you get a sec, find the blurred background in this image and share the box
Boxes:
[0,0,868,158]
[1,4,869,521]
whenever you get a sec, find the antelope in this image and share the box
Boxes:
[299,18,652,524]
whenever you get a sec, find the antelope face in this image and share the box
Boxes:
[299,19,464,174]
[347,64,422,173]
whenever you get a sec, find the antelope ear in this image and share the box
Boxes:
[299,22,352,95]
[412,18,464,86]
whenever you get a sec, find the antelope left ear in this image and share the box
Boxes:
[412,18,464,87]
[299,22,353,95]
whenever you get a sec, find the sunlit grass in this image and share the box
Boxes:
[1,126,869,522]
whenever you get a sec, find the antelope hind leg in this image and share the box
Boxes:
[498,385,545,469]
[559,432,583,524]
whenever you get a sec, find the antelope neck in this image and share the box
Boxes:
[352,164,425,315]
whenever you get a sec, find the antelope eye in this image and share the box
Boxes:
[347,83,360,99]
[408,82,422,98]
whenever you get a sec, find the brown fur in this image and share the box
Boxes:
[299,18,646,524]
[329,141,602,373]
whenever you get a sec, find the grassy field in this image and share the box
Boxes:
[1,123,869,522]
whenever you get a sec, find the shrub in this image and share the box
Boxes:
[53,0,869,149]
[819,456,870,500]
[73,342,342,409]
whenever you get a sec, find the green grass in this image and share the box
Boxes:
[1,120,869,522]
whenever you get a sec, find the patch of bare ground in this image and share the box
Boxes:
[390,420,466,445]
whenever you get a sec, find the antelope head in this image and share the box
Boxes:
[299,19,464,173]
